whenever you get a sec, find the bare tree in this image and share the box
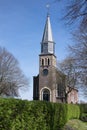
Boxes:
[58,57,78,102]
[56,0,87,81]
[69,28,87,86]
[61,0,87,29]
[58,28,87,97]
[55,0,87,99]
[59,57,78,87]
[0,47,29,97]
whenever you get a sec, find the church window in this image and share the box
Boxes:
[43,89,50,101]
[43,69,48,76]
[42,59,44,66]
[45,58,48,66]
[43,43,48,53]
[48,58,50,65]
[57,84,64,97]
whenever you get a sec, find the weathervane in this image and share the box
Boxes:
[46,4,50,15]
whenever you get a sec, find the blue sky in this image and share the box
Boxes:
[0,0,84,101]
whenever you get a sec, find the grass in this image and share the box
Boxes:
[62,119,87,130]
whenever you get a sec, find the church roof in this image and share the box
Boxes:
[42,14,54,43]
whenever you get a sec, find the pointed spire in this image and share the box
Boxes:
[41,14,55,54]
[42,15,54,43]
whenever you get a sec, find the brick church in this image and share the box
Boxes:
[33,14,78,104]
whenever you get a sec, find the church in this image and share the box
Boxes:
[33,14,78,104]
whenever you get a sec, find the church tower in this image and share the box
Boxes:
[33,14,78,103]
[39,14,57,102]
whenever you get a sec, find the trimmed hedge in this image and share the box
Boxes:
[0,98,81,130]
[79,104,87,122]
[53,103,67,130]
[79,104,87,113]
[0,99,53,130]
[67,104,80,120]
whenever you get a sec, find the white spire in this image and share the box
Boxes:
[41,14,55,54]
[42,15,54,42]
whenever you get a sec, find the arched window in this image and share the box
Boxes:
[42,59,44,66]
[45,58,47,66]
[48,58,50,66]
[43,89,50,101]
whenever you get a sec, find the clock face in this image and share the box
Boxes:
[43,69,48,76]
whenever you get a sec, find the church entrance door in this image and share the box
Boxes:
[43,89,50,101]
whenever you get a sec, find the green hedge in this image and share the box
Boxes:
[79,104,87,114]
[0,99,53,130]
[79,104,87,122]
[67,104,80,120]
[0,98,81,130]
[53,103,67,130]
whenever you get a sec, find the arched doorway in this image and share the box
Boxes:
[43,89,50,101]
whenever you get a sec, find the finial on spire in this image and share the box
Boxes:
[46,4,50,16]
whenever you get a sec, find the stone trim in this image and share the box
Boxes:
[40,87,51,101]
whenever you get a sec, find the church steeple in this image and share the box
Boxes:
[42,14,53,43]
[41,14,55,54]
